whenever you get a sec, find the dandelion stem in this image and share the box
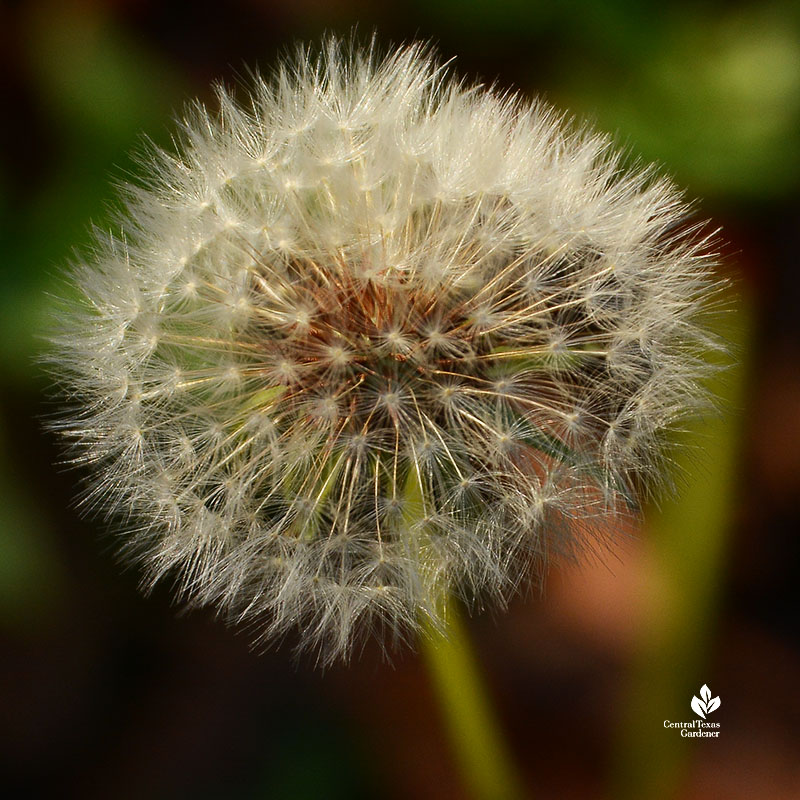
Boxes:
[420,603,526,800]
[404,465,526,800]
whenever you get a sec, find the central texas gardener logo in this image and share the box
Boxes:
[691,684,721,719]
[664,684,721,736]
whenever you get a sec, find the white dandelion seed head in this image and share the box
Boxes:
[48,36,722,663]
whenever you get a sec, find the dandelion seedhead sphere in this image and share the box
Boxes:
[52,38,719,661]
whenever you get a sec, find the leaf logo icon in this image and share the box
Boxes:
[691,684,721,718]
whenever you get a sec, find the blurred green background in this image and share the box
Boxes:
[2,1,799,798]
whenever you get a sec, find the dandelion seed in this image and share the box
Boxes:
[48,36,721,663]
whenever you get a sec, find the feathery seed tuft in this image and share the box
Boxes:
[49,37,721,662]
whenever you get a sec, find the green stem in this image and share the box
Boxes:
[420,603,527,800]
[403,464,526,800]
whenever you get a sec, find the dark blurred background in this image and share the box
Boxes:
[2,1,799,798]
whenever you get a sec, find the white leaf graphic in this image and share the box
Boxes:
[707,696,721,713]
[700,684,711,703]
[691,696,707,718]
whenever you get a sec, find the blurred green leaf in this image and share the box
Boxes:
[555,6,800,200]
[0,420,64,625]
[613,289,754,800]
[0,3,184,383]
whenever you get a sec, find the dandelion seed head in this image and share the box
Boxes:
[49,36,721,663]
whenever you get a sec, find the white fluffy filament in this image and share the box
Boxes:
[49,37,722,663]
